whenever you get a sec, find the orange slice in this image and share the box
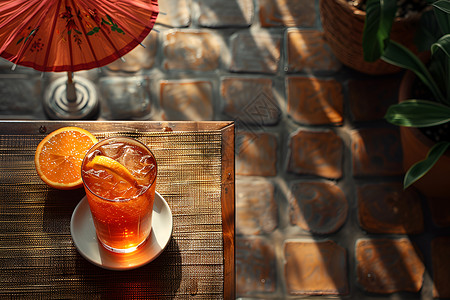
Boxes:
[85,155,137,186]
[34,127,98,190]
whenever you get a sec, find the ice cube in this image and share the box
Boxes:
[111,180,135,199]
[133,156,156,185]
[140,155,154,166]
[85,149,102,161]
[100,143,125,159]
[119,146,143,173]
[136,155,155,176]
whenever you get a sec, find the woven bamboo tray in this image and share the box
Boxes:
[0,121,235,299]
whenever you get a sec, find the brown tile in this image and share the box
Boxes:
[432,237,450,298]
[259,0,316,27]
[107,32,158,72]
[287,129,343,179]
[157,0,191,27]
[163,30,221,71]
[357,182,424,234]
[236,237,277,296]
[99,76,152,120]
[0,77,43,117]
[221,77,280,125]
[286,29,341,73]
[229,30,282,74]
[286,76,343,125]
[236,179,277,235]
[356,238,425,293]
[197,0,254,27]
[160,80,213,121]
[348,75,402,122]
[288,181,348,234]
[236,131,277,176]
[351,128,403,177]
[284,240,348,295]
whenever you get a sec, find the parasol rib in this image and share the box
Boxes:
[86,21,125,66]
[0,0,50,65]
[41,0,63,72]
[101,0,159,44]
[68,0,101,71]
[78,0,158,64]
[0,0,39,53]
[67,25,74,72]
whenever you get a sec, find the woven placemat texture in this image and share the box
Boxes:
[0,131,224,299]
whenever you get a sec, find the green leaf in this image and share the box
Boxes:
[24,28,38,44]
[415,9,442,51]
[385,99,450,127]
[404,141,450,188]
[433,0,450,34]
[428,50,449,102]
[74,29,82,35]
[382,40,446,104]
[94,27,100,32]
[434,0,450,13]
[363,0,397,62]
[16,37,24,45]
[102,18,111,25]
[431,34,450,56]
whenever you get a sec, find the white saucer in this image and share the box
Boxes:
[70,191,173,271]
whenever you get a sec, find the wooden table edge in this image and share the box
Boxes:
[0,120,234,134]
[220,122,235,300]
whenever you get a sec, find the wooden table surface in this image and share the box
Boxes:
[0,121,235,299]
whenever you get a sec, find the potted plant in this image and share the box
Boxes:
[380,0,450,198]
[319,0,427,75]
[362,0,435,61]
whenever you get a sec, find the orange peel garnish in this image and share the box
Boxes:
[85,155,137,186]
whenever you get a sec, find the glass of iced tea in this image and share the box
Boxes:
[81,137,157,253]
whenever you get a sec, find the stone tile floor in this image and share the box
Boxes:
[1,0,450,298]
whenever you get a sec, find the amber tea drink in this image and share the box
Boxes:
[81,137,157,253]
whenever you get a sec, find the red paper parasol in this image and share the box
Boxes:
[0,0,159,119]
[0,0,158,72]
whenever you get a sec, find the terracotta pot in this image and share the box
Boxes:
[399,71,450,199]
[319,0,421,75]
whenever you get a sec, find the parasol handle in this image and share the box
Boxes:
[66,72,77,102]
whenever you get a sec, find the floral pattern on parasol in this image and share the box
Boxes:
[0,0,159,72]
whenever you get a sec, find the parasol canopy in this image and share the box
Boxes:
[0,0,159,72]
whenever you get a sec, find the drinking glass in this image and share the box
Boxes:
[81,137,157,253]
